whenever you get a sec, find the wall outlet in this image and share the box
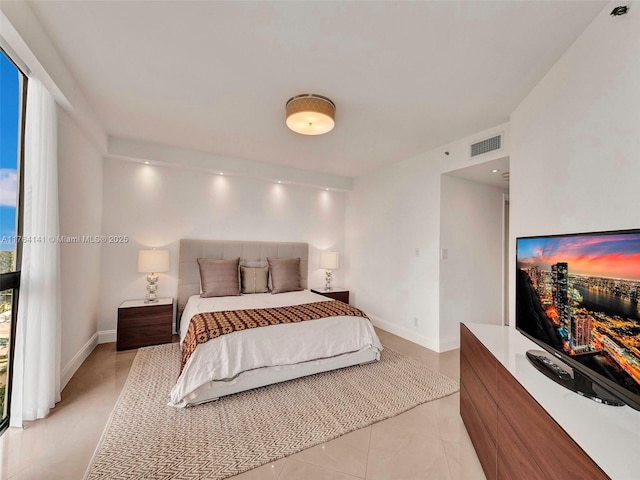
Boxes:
[415,248,420,257]
[441,248,448,260]
[413,317,419,326]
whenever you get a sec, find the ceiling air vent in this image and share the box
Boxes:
[470,134,502,158]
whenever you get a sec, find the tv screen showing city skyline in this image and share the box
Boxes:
[516,230,640,398]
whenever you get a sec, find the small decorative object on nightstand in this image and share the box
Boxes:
[311,287,349,304]
[138,249,169,303]
[319,251,339,291]
[117,298,173,350]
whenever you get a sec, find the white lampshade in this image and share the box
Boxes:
[138,249,169,273]
[319,251,339,270]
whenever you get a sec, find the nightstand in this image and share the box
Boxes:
[311,287,349,304]
[117,298,173,351]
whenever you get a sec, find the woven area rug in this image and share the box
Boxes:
[85,343,459,480]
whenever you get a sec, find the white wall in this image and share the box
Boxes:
[345,151,443,350]
[346,124,509,352]
[57,107,103,386]
[99,159,347,335]
[509,0,640,325]
[439,175,507,349]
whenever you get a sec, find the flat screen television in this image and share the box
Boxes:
[516,228,640,410]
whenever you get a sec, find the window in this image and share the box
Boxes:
[0,48,26,433]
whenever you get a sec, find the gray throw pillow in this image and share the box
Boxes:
[267,257,303,294]
[197,257,240,297]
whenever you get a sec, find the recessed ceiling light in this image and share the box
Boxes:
[277,180,282,184]
[492,169,499,173]
[219,172,224,175]
[325,188,330,191]
[144,161,150,165]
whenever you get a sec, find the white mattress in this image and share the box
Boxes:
[170,290,383,407]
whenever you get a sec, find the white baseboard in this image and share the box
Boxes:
[98,329,116,344]
[61,332,98,389]
[369,315,441,352]
[439,337,460,352]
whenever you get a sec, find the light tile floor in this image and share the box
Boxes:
[0,329,485,480]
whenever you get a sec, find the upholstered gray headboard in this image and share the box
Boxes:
[177,239,309,320]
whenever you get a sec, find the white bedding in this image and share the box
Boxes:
[170,290,383,407]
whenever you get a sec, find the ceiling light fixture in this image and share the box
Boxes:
[286,94,335,135]
[492,169,500,173]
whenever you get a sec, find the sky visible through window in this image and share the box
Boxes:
[0,50,20,256]
[0,50,20,420]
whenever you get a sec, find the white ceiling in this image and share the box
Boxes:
[446,156,510,190]
[28,1,606,179]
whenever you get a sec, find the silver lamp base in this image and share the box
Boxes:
[145,272,159,303]
[324,269,333,291]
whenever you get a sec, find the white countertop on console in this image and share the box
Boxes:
[464,323,639,480]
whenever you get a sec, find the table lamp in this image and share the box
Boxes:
[319,251,339,291]
[138,249,169,303]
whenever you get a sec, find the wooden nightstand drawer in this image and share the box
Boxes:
[117,327,171,351]
[117,298,173,350]
[118,304,172,328]
[311,288,349,304]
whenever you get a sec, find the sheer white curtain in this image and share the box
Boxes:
[10,77,61,427]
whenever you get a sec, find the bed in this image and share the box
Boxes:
[170,239,382,408]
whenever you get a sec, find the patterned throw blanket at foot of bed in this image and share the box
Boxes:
[180,300,369,373]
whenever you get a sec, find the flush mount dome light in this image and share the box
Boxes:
[286,94,335,135]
